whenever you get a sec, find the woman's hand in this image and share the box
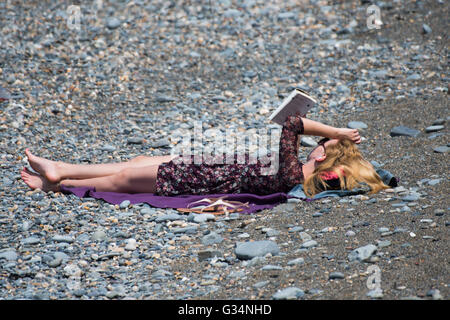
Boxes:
[336,128,361,144]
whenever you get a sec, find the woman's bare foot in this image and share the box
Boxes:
[20,167,59,192]
[25,148,61,183]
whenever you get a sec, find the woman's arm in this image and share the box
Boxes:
[302,117,361,143]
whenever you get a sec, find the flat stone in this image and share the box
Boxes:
[300,137,317,147]
[402,194,420,202]
[348,121,368,130]
[21,236,40,245]
[348,244,377,262]
[287,257,305,266]
[188,212,215,223]
[261,265,283,271]
[197,249,223,262]
[155,213,185,222]
[390,126,420,138]
[433,146,449,153]
[425,125,444,133]
[172,226,198,234]
[0,250,18,261]
[125,238,137,251]
[422,23,432,34]
[201,232,224,245]
[106,17,121,30]
[235,240,280,260]
[329,272,345,280]
[301,240,318,249]
[272,287,304,300]
[119,200,131,209]
[52,235,74,243]
[91,230,108,241]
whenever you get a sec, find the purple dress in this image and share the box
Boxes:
[154,114,305,196]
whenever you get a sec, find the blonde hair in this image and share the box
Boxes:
[303,139,389,197]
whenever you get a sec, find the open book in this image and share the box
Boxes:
[268,88,317,125]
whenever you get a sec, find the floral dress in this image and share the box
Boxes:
[154,114,305,196]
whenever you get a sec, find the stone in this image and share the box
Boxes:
[300,137,317,147]
[155,213,185,222]
[172,226,198,234]
[150,138,170,148]
[272,287,304,300]
[402,194,420,202]
[261,265,283,271]
[426,289,443,300]
[425,125,444,133]
[235,240,280,260]
[125,238,137,251]
[422,23,432,34]
[287,257,305,266]
[377,240,391,248]
[329,272,345,280]
[64,264,83,278]
[119,200,131,209]
[0,250,18,261]
[197,249,222,262]
[188,213,216,223]
[390,126,420,138]
[299,232,312,241]
[201,232,224,245]
[406,73,421,80]
[92,230,108,241]
[21,236,40,245]
[301,240,318,249]
[106,17,121,30]
[433,146,449,153]
[47,258,62,267]
[52,235,74,243]
[347,121,368,130]
[348,244,377,262]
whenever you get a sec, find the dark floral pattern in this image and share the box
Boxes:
[154,114,305,196]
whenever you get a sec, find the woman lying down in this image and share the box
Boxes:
[21,113,389,198]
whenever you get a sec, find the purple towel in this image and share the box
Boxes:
[59,185,288,214]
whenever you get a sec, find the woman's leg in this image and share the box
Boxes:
[21,164,160,193]
[25,148,176,182]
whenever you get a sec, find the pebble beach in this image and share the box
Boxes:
[0,0,448,300]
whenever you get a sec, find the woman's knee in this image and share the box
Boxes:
[113,168,134,188]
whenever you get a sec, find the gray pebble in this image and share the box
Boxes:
[0,250,18,261]
[202,232,223,245]
[300,137,317,147]
[301,240,318,249]
[433,146,449,153]
[422,23,432,34]
[272,287,304,300]
[106,17,121,30]
[235,240,280,260]
[21,236,40,245]
[52,235,74,243]
[348,121,368,130]
[390,126,420,138]
[287,257,305,266]
[425,125,444,133]
[119,200,131,209]
[261,265,283,271]
[329,272,345,280]
[348,244,377,262]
